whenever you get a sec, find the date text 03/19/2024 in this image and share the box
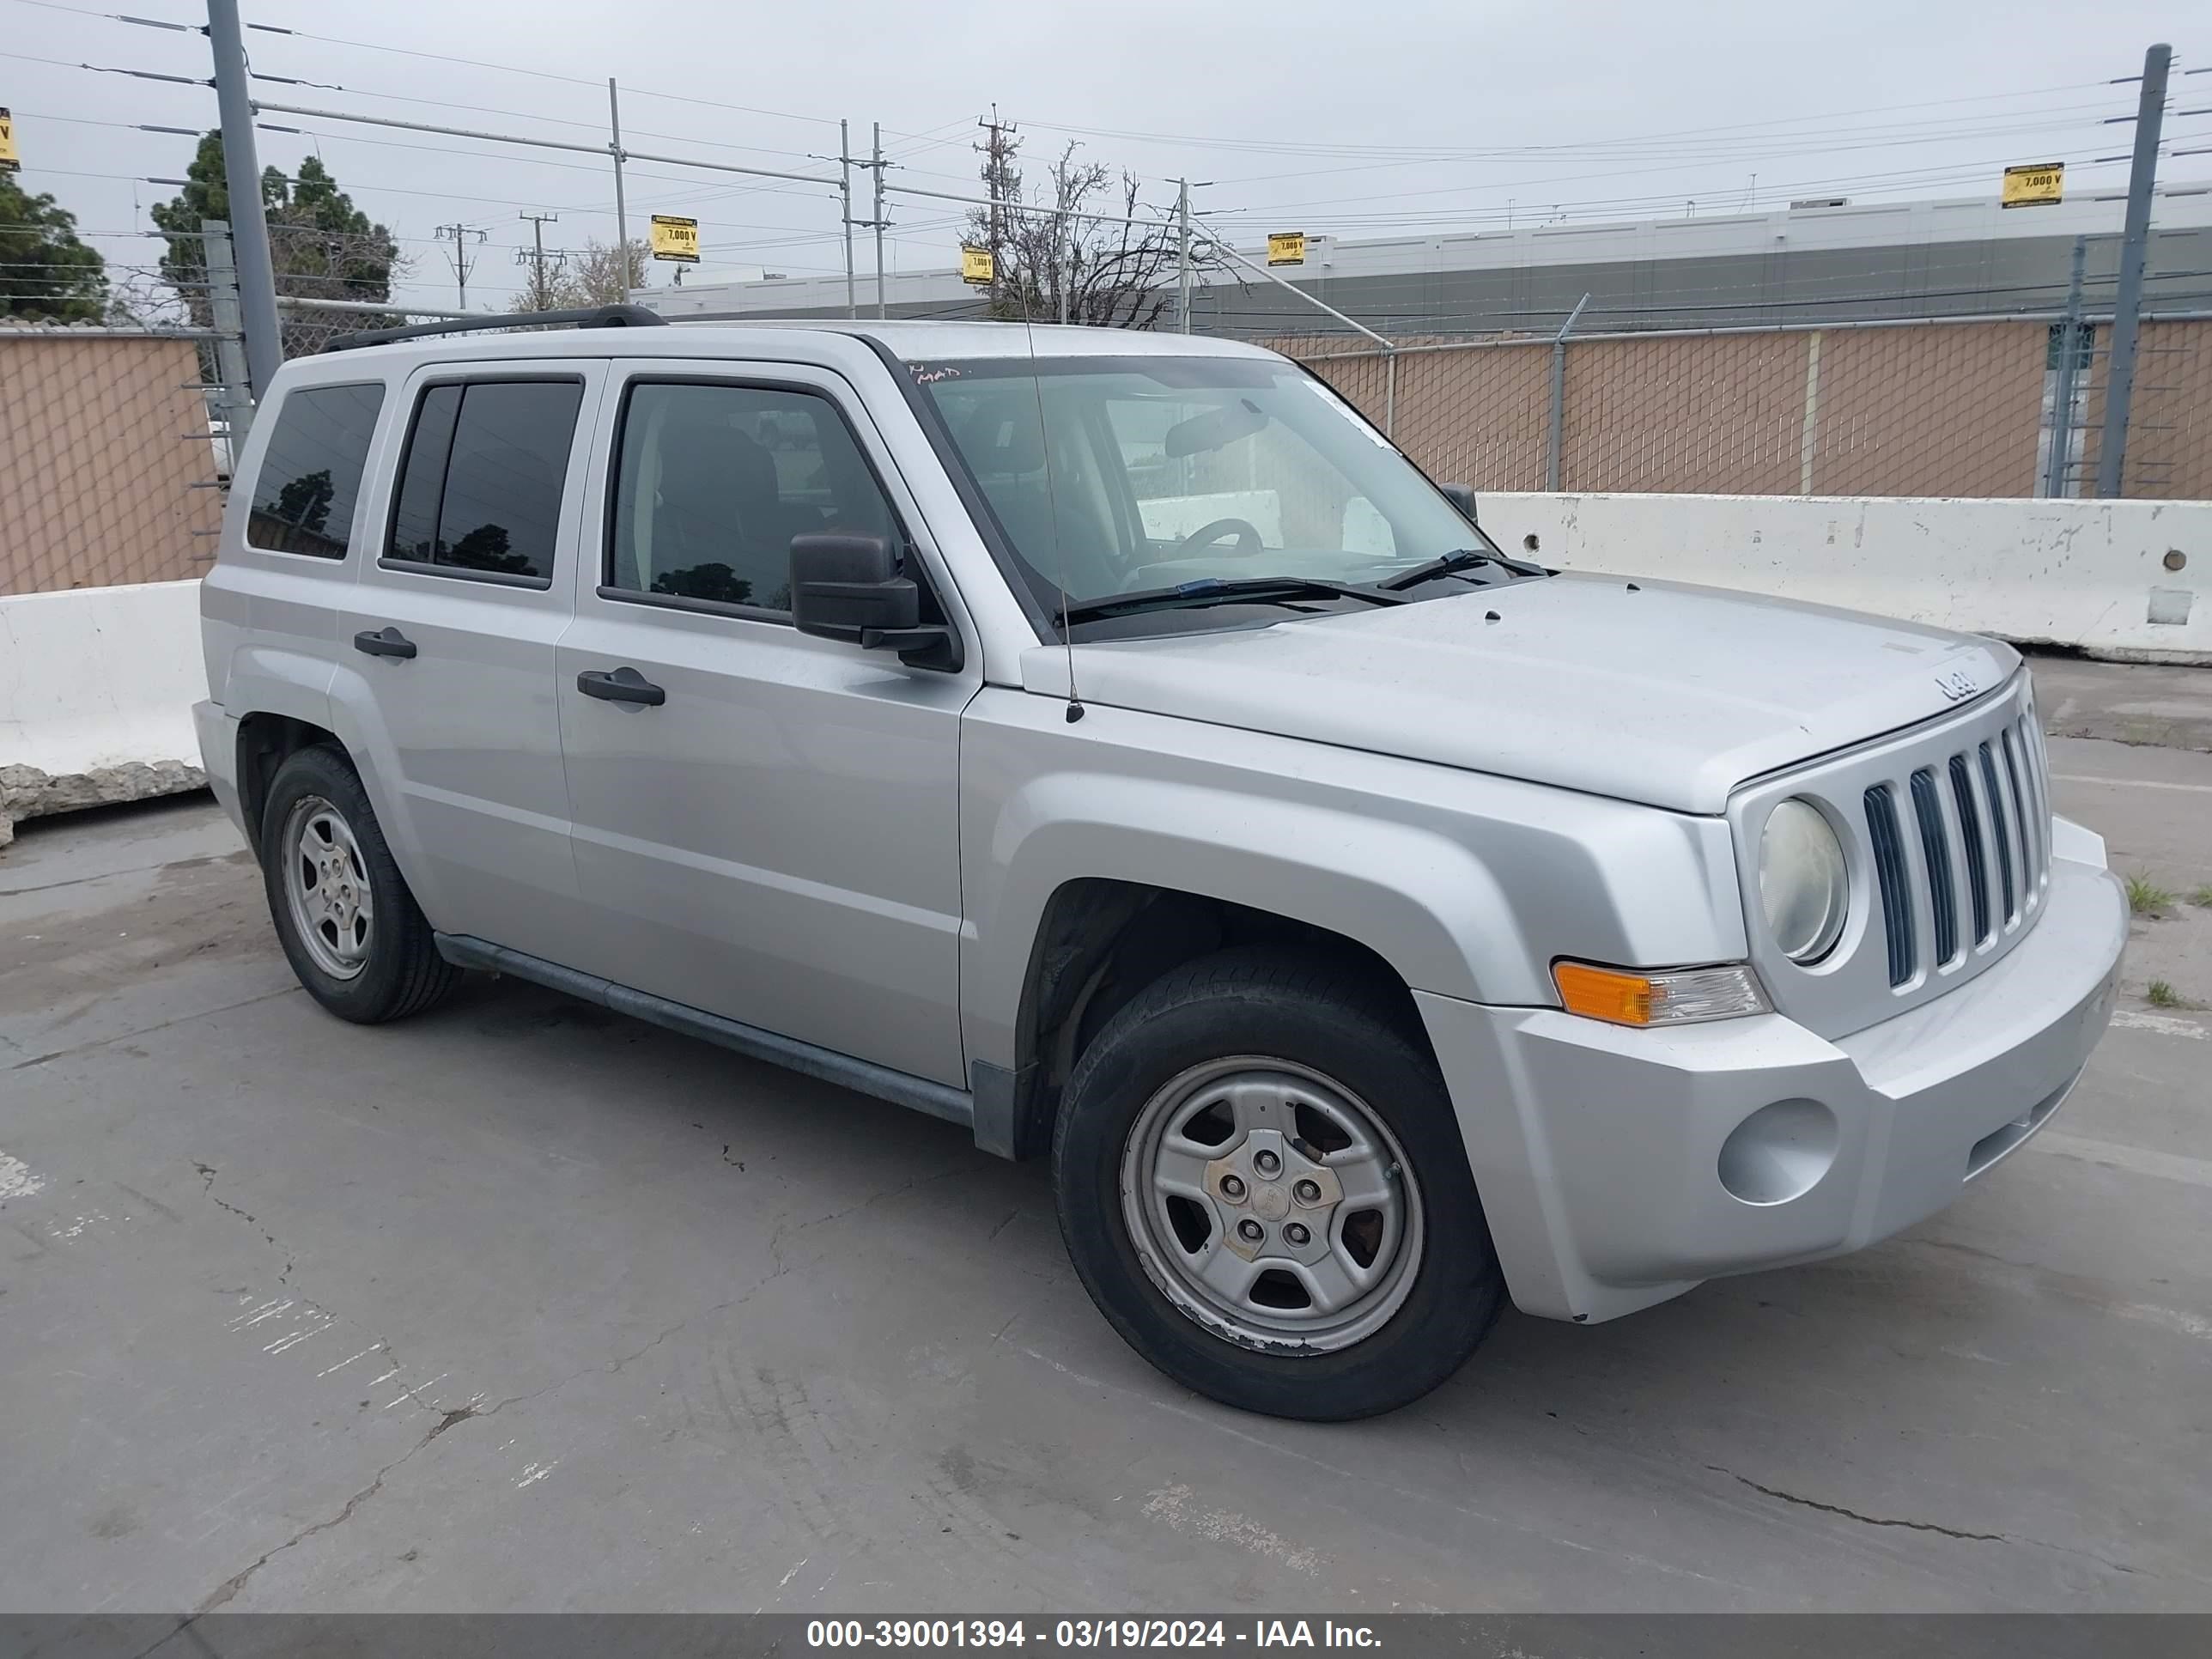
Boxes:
[805,1621,1382,1649]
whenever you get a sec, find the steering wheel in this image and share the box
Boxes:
[1172,517,1264,558]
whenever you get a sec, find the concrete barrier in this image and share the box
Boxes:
[1479,493,2209,665]
[0,580,205,848]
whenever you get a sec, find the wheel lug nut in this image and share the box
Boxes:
[1293,1179,1322,1203]
[1237,1218,1264,1243]
[1285,1223,1310,1245]
[1219,1174,1246,1200]
[1254,1149,1281,1176]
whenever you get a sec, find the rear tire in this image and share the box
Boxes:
[1052,947,1505,1420]
[259,744,459,1024]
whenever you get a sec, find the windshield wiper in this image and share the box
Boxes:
[1377,546,1546,590]
[1058,575,1409,627]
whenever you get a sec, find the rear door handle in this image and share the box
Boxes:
[353,626,416,659]
[576,665,666,707]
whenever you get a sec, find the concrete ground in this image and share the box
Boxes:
[2,658,2208,1614]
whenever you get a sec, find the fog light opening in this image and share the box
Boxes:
[1717,1098,1839,1206]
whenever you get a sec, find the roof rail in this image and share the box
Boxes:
[320,303,668,354]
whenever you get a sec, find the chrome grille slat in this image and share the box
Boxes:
[1909,769,1959,969]
[1864,783,1915,987]
[1949,753,1993,945]
[2002,726,2036,909]
[2015,714,2052,900]
[1978,742,2017,925]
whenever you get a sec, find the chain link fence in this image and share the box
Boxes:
[1272,313,2212,501]
[0,324,228,596]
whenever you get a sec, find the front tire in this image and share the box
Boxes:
[259,744,458,1024]
[1052,948,1504,1420]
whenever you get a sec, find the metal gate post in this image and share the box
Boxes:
[1546,293,1591,490]
[198,218,256,445]
[2045,236,2088,498]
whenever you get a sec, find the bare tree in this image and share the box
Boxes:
[550,239,652,308]
[967,125,1224,329]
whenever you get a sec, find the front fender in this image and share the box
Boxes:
[957,690,1746,1073]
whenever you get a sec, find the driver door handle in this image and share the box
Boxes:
[576,665,666,707]
[353,626,416,659]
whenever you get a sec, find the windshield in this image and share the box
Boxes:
[910,353,1510,632]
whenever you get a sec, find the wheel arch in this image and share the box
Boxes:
[975,874,1460,1163]
[235,711,343,856]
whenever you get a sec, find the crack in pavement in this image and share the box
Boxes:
[1715,1468,2166,1581]
[192,1161,295,1285]
[194,1419,446,1613]
[1713,1468,2006,1541]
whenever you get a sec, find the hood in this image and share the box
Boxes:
[1022,574,2020,814]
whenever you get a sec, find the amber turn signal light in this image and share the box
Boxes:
[1551,961,1770,1027]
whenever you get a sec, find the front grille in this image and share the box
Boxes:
[1865,707,2053,987]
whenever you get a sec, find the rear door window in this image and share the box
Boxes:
[246,381,386,558]
[386,379,584,583]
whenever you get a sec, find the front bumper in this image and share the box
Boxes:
[1416,818,2127,1324]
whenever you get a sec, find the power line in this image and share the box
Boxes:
[1008,77,2125,162]
[239,21,839,127]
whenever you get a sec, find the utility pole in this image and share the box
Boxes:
[975,108,1018,314]
[1176,178,1192,333]
[435,222,489,310]
[607,78,631,299]
[840,118,856,319]
[516,211,564,311]
[204,0,283,397]
[2096,41,2171,498]
[872,120,886,319]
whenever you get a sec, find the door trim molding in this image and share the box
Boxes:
[434,933,975,1131]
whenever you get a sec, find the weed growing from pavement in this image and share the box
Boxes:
[2146,980,2185,1009]
[2126,873,2174,915]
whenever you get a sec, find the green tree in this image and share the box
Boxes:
[0,177,108,322]
[150,132,403,355]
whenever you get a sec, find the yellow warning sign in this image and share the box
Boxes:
[0,108,19,173]
[649,215,700,262]
[1267,230,1306,267]
[961,246,994,286]
[2001,163,2063,209]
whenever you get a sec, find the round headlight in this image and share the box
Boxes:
[1759,799,1849,963]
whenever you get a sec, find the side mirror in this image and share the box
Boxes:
[789,533,961,671]
[1440,483,1480,525]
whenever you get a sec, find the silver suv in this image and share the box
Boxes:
[196,309,2127,1420]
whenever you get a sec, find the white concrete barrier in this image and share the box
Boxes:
[0,580,205,847]
[1479,493,2209,665]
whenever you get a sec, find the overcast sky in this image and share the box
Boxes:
[8,0,2205,313]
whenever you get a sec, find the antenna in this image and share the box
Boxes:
[1021,318,1083,721]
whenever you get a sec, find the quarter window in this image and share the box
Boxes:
[607,381,901,613]
[386,380,583,582]
[246,382,385,558]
